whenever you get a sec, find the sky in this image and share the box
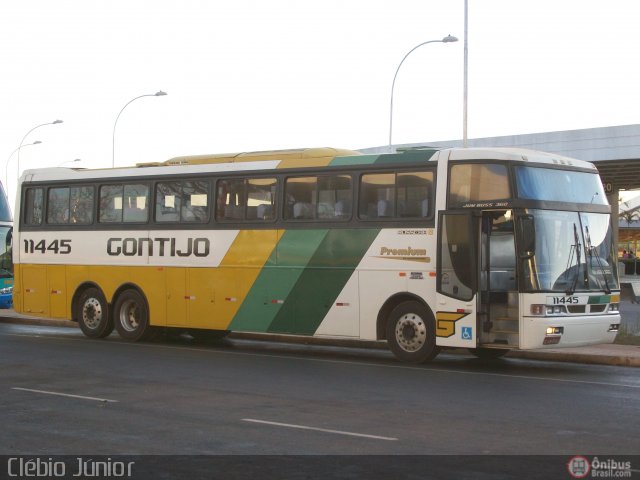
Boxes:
[1,0,639,203]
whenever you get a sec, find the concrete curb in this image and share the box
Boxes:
[0,316,77,329]
[1,315,638,367]
[506,350,640,367]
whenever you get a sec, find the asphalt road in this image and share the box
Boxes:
[1,322,639,458]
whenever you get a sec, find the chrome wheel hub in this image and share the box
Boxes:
[119,300,140,332]
[395,313,426,352]
[82,298,102,329]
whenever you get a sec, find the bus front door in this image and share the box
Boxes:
[478,210,519,347]
[436,211,478,348]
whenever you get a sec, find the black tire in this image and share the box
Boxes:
[386,300,439,363]
[76,287,113,338]
[113,289,152,341]
[468,347,510,359]
[189,329,230,343]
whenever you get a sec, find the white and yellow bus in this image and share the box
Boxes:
[13,146,621,362]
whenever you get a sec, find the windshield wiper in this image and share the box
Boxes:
[565,223,582,295]
[584,225,611,294]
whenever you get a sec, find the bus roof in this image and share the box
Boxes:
[138,147,362,169]
[443,147,598,170]
[20,146,598,184]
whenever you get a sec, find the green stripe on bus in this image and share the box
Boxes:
[374,151,438,165]
[330,151,437,167]
[267,229,379,335]
[330,154,381,166]
[588,295,611,304]
[229,230,329,332]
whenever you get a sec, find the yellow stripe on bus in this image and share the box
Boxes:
[187,229,281,330]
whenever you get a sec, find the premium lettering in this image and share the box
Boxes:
[380,246,427,257]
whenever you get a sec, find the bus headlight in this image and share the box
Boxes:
[0,286,12,295]
[608,303,619,313]
[543,326,564,344]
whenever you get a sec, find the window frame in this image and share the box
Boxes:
[284,174,353,222]
[99,183,150,224]
[357,168,435,222]
[447,161,512,208]
[214,176,278,223]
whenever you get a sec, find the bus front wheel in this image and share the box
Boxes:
[386,300,439,363]
[76,287,113,339]
[114,289,152,341]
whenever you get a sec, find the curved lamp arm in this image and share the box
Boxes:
[112,91,167,167]
[388,35,457,152]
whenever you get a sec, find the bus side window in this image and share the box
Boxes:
[359,173,395,219]
[24,188,44,225]
[181,181,209,223]
[70,186,94,224]
[247,178,276,221]
[319,175,351,220]
[99,185,124,223]
[155,182,180,222]
[47,187,71,224]
[123,184,149,223]
[397,171,433,218]
[216,179,245,221]
[285,177,315,220]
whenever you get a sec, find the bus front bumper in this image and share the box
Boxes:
[521,314,620,349]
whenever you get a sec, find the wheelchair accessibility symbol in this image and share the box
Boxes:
[461,327,473,340]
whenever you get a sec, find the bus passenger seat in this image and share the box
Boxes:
[293,202,312,219]
[377,200,391,217]
[335,200,350,217]
[257,204,273,220]
[421,198,429,217]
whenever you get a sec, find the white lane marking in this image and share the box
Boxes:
[2,331,639,390]
[11,387,118,403]
[242,418,398,441]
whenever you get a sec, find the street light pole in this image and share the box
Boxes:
[6,141,42,201]
[463,0,469,147]
[16,120,63,182]
[112,91,167,168]
[388,35,457,153]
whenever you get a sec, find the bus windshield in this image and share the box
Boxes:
[515,166,607,205]
[522,209,618,292]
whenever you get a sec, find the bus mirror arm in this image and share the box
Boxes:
[517,215,536,259]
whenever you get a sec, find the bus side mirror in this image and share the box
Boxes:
[518,215,535,258]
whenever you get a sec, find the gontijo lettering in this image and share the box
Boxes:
[107,237,210,257]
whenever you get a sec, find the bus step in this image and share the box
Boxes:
[490,329,518,334]
[480,342,519,348]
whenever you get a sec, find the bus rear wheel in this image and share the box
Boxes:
[386,300,439,363]
[76,287,113,338]
[114,289,152,341]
